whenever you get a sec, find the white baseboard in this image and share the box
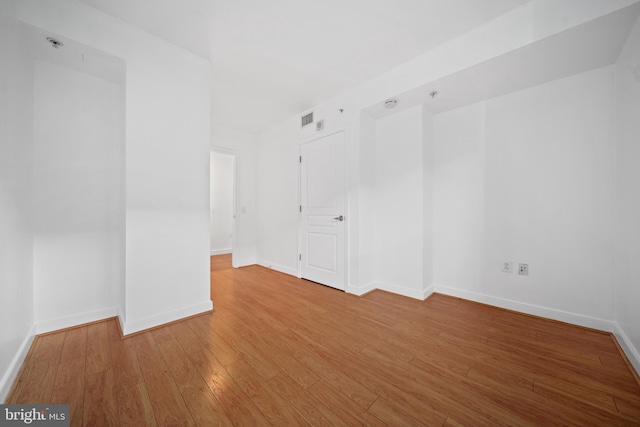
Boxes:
[349,281,434,300]
[613,323,640,377]
[210,248,232,256]
[120,300,213,336]
[231,255,257,269]
[0,324,36,403]
[422,284,436,300]
[433,284,616,332]
[35,307,120,335]
[347,281,377,296]
[117,308,126,337]
[257,259,298,277]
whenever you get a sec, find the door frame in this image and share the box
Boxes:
[210,147,238,268]
[297,128,349,287]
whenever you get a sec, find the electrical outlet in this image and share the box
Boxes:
[502,261,512,273]
[519,263,529,276]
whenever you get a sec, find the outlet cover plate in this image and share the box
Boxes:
[519,263,529,275]
[502,261,512,273]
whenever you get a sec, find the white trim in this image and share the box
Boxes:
[257,260,298,277]
[210,248,232,256]
[347,281,377,296]
[300,125,346,145]
[422,284,436,300]
[229,256,256,268]
[35,307,119,335]
[117,308,126,336]
[613,323,640,377]
[210,146,237,157]
[0,324,36,403]
[349,281,432,300]
[120,300,213,336]
[433,284,616,332]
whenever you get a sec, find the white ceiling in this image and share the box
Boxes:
[76,0,530,133]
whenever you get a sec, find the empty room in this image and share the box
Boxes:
[1,0,640,425]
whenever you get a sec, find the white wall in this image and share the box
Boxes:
[615,15,640,372]
[370,106,425,297]
[434,66,617,328]
[433,103,486,296]
[256,117,300,275]
[210,151,234,254]
[422,109,435,293]
[3,0,213,335]
[0,18,35,403]
[211,124,258,267]
[356,112,378,289]
[124,52,211,333]
[32,60,124,332]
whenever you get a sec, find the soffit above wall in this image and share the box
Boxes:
[364,2,640,119]
[24,22,125,85]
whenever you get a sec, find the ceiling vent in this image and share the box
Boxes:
[301,112,314,128]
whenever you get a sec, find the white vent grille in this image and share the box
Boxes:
[301,112,313,127]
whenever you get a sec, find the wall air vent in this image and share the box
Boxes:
[301,112,314,128]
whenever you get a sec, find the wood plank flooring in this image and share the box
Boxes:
[6,265,640,426]
[210,254,232,271]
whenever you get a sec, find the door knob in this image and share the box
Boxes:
[333,215,344,222]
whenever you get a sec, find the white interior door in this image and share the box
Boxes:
[300,131,346,290]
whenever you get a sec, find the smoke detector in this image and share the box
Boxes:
[384,99,398,109]
[46,37,63,49]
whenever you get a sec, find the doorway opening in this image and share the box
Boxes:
[209,150,236,273]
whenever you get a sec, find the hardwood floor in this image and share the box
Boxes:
[7,265,640,426]
[210,254,233,271]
